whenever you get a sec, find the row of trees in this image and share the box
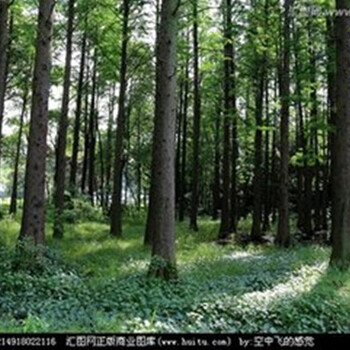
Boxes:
[0,0,349,278]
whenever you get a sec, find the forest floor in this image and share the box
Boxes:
[0,206,350,333]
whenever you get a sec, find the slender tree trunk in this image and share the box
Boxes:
[261,0,270,233]
[178,43,189,222]
[136,106,142,210]
[330,0,350,269]
[303,159,313,237]
[251,67,265,242]
[293,27,307,234]
[276,0,293,247]
[190,0,201,232]
[53,0,75,239]
[230,47,238,233]
[314,137,322,232]
[123,104,132,207]
[70,22,87,193]
[0,0,9,167]
[262,78,271,232]
[81,60,90,194]
[219,0,233,240]
[110,0,130,237]
[97,117,105,210]
[10,81,29,215]
[88,50,97,205]
[19,0,55,246]
[271,77,279,223]
[326,17,336,236]
[212,103,221,221]
[105,84,116,211]
[175,73,184,215]
[309,29,319,235]
[251,0,268,240]
[147,0,178,279]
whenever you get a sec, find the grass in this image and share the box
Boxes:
[0,207,349,333]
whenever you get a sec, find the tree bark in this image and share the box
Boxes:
[175,70,184,216]
[219,0,233,240]
[9,79,29,215]
[136,106,142,210]
[330,0,350,269]
[70,21,87,194]
[276,0,293,247]
[81,50,90,194]
[212,103,221,221]
[110,0,130,237]
[309,27,319,235]
[293,25,308,235]
[189,0,201,232]
[105,83,116,211]
[0,0,9,166]
[325,17,336,236]
[178,40,189,222]
[251,67,265,242]
[262,78,271,232]
[19,0,55,246]
[53,0,75,239]
[88,50,97,205]
[230,48,238,233]
[147,0,178,279]
[271,77,279,223]
[97,116,105,209]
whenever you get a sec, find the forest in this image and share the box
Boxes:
[0,0,350,334]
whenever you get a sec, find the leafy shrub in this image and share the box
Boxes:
[62,197,106,223]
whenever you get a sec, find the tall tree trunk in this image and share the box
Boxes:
[70,22,87,194]
[230,48,238,233]
[105,84,116,211]
[88,50,97,205]
[294,25,307,234]
[212,103,221,221]
[19,0,55,246]
[110,0,130,237]
[0,0,9,168]
[178,42,189,222]
[251,67,265,242]
[53,0,75,239]
[123,103,131,207]
[175,72,184,215]
[326,16,336,236]
[189,0,201,232]
[136,106,142,210]
[262,78,271,231]
[147,0,178,279]
[144,0,169,245]
[219,0,233,240]
[81,52,90,194]
[330,0,350,268]
[261,0,270,233]
[276,0,293,247]
[97,116,105,209]
[314,136,322,232]
[9,80,29,215]
[251,0,269,240]
[309,27,319,235]
[271,77,279,223]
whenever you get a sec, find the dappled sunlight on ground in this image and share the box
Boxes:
[0,214,349,333]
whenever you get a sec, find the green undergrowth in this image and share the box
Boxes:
[0,209,349,333]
